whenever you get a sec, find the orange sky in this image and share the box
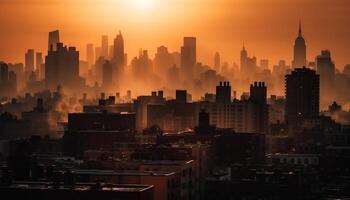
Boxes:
[0,0,350,70]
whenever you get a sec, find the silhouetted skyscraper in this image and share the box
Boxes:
[36,52,43,77]
[45,43,80,90]
[240,45,257,75]
[154,46,173,76]
[316,50,335,87]
[86,43,94,67]
[102,60,113,89]
[181,37,196,79]
[292,21,307,68]
[25,49,35,72]
[216,81,231,103]
[0,63,9,84]
[214,52,221,72]
[101,35,109,58]
[113,31,125,69]
[285,67,319,133]
[250,82,268,134]
[48,30,60,51]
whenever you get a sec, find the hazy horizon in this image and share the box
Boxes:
[1,0,350,69]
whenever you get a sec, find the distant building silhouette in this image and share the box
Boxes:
[113,31,125,69]
[181,37,196,79]
[250,82,268,134]
[214,52,221,72]
[35,52,43,78]
[316,50,335,91]
[240,45,257,75]
[101,35,109,58]
[292,21,307,68]
[176,90,187,103]
[45,43,82,90]
[86,43,94,67]
[48,30,60,51]
[0,63,17,97]
[216,81,231,103]
[285,67,319,133]
[102,60,113,90]
[25,49,35,72]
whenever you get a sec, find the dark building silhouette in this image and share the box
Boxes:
[36,52,43,78]
[176,90,187,103]
[292,21,307,68]
[216,81,231,103]
[285,67,319,133]
[250,82,268,134]
[240,45,257,75]
[316,50,335,105]
[45,43,82,90]
[25,49,35,72]
[181,37,196,79]
[102,60,113,90]
[113,31,125,69]
[48,30,60,51]
[0,63,17,97]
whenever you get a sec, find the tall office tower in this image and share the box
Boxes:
[154,46,173,76]
[86,43,94,67]
[240,45,248,72]
[250,82,268,134]
[285,67,319,133]
[101,35,109,58]
[102,60,113,89]
[45,43,80,90]
[113,31,125,69]
[36,52,43,78]
[292,21,307,68]
[216,81,231,103]
[181,37,196,79]
[214,52,221,72]
[25,49,35,72]
[48,30,60,51]
[316,50,335,87]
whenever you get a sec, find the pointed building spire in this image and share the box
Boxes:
[298,19,302,37]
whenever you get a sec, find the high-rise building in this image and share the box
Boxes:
[285,67,319,133]
[0,63,9,84]
[316,50,335,87]
[216,81,231,103]
[250,82,268,134]
[240,45,257,75]
[101,35,109,58]
[292,21,307,68]
[25,49,35,72]
[102,60,113,89]
[214,52,220,72]
[154,46,173,76]
[181,37,196,79]
[86,43,94,67]
[36,52,43,78]
[45,43,81,90]
[48,30,60,51]
[113,31,125,68]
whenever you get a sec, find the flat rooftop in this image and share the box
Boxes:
[73,169,175,176]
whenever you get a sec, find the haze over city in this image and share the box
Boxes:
[1,0,350,68]
[1,1,350,200]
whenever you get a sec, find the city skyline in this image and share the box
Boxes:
[0,0,350,69]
